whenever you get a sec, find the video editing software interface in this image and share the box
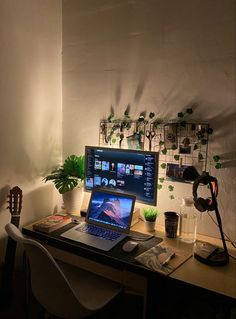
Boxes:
[85,146,158,205]
[87,190,135,231]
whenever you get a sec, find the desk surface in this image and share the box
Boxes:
[132,222,236,300]
[22,219,236,301]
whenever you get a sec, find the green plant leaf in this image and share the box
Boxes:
[54,177,79,194]
[160,163,166,169]
[63,155,85,179]
[201,139,208,145]
[207,127,213,134]
[177,112,184,118]
[213,155,220,162]
[143,207,159,222]
[171,144,178,150]
[215,163,222,169]
[149,112,155,119]
[43,154,85,194]
[198,153,204,161]
[138,115,145,122]
[124,104,130,116]
[108,113,114,122]
[186,108,193,114]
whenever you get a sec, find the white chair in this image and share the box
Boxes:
[5,223,123,319]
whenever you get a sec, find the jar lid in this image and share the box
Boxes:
[182,197,194,206]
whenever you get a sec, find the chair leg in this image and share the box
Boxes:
[24,254,45,319]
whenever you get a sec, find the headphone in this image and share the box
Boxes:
[193,173,218,212]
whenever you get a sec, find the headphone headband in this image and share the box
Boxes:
[193,173,218,212]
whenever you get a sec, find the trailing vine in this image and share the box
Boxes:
[100,106,222,200]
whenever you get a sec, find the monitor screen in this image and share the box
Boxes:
[85,146,159,205]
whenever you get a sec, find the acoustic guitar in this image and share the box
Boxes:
[0,186,23,304]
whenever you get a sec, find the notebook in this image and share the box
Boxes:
[61,189,136,251]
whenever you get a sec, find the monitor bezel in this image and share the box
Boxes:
[84,145,159,206]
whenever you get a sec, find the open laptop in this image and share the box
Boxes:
[61,189,136,251]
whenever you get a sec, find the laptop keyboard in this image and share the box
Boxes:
[76,223,122,241]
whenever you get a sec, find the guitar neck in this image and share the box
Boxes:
[11,215,20,228]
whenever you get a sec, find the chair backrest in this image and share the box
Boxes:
[5,223,90,319]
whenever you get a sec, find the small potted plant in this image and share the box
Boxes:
[43,154,85,214]
[143,207,159,232]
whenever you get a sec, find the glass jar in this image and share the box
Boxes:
[179,197,197,243]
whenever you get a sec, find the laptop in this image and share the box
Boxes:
[61,189,136,251]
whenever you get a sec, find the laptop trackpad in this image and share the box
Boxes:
[61,225,126,251]
[61,226,96,246]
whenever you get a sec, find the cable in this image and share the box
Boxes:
[207,212,236,249]
[229,254,236,261]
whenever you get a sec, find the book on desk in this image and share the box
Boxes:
[32,214,72,233]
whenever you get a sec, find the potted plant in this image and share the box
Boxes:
[143,207,159,232]
[43,154,85,214]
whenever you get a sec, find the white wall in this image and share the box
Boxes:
[62,0,236,241]
[0,0,234,266]
[0,0,62,264]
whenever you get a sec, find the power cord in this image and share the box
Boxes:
[207,212,236,261]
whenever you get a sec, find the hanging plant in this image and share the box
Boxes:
[213,155,222,169]
[101,105,223,203]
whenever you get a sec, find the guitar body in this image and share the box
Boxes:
[0,186,23,305]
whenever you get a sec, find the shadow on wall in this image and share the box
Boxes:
[0,183,60,264]
[209,108,236,142]
[0,185,11,212]
[0,183,59,225]
[0,136,61,184]
[20,184,61,226]
[217,152,236,169]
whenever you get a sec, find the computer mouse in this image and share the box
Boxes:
[122,240,139,253]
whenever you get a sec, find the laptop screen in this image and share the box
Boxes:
[86,189,136,232]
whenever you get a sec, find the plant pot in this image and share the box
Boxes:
[62,187,84,215]
[144,220,156,232]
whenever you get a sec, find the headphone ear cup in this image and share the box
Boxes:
[194,197,208,212]
[206,198,215,211]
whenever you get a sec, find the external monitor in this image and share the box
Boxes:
[85,146,159,206]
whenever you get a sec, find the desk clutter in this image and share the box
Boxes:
[31,213,191,276]
[135,243,192,276]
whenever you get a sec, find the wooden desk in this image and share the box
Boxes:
[132,222,236,300]
[22,220,236,319]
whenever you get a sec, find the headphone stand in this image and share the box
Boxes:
[194,242,229,266]
[193,173,229,266]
